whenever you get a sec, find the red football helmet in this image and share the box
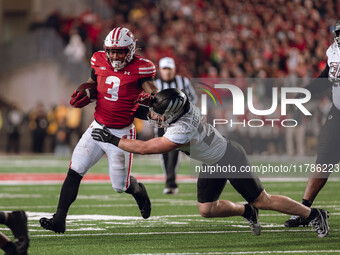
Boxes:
[103,27,136,70]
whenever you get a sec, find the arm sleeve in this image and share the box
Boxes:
[133,105,149,120]
[137,77,154,87]
[302,64,332,97]
[91,68,97,83]
[163,124,192,144]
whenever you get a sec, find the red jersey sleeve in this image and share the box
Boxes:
[135,55,156,79]
[90,51,108,74]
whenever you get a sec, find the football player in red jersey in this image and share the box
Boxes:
[40,27,158,233]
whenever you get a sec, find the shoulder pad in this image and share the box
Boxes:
[91,51,106,68]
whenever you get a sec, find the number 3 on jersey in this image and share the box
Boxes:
[104,76,120,101]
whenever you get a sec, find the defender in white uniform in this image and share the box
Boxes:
[155,57,198,194]
[92,88,329,237]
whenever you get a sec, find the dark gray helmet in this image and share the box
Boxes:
[148,88,189,127]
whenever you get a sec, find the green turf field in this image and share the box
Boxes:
[0,155,339,254]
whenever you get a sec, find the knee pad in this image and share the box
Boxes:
[69,162,87,177]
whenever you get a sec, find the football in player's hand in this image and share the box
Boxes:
[70,83,98,108]
[77,83,98,100]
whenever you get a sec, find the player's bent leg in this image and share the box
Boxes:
[6,211,29,254]
[301,148,335,204]
[109,155,151,219]
[197,200,261,235]
[221,140,267,235]
[136,183,151,219]
[163,150,180,194]
[197,202,215,218]
[40,124,104,233]
[252,190,330,237]
[0,232,18,255]
[227,177,263,236]
[112,174,152,219]
[252,190,311,218]
[197,177,234,217]
[106,125,151,218]
[303,176,329,203]
[198,200,244,218]
[125,176,151,219]
[285,174,328,228]
[40,169,83,233]
[197,175,261,235]
[285,110,340,228]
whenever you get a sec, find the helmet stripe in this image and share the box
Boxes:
[165,100,174,113]
[172,99,180,112]
[173,98,183,112]
[111,27,118,41]
[167,98,182,114]
[115,27,123,42]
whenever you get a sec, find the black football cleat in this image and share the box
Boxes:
[4,245,19,255]
[6,211,29,255]
[244,204,261,236]
[311,209,330,237]
[284,215,310,227]
[6,211,30,255]
[39,214,65,234]
[137,183,151,219]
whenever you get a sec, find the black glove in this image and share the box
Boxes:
[91,126,121,146]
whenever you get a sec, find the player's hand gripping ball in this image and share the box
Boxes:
[70,83,98,108]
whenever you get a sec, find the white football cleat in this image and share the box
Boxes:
[244,204,261,236]
[163,187,178,195]
[311,209,329,237]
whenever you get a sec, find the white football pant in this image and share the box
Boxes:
[70,120,136,193]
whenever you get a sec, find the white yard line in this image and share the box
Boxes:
[2,178,340,185]
[133,251,340,255]
[29,228,340,237]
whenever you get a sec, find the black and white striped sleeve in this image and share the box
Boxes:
[155,78,163,91]
[183,77,198,104]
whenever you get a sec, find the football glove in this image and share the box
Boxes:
[70,90,91,108]
[91,126,121,146]
[134,92,155,106]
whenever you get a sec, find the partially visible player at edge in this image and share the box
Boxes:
[40,27,158,233]
[0,210,29,255]
[284,18,340,227]
[91,88,330,237]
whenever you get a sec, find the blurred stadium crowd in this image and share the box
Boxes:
[0,0,338,155]
[29,0,337,78]
[1,101,83,155]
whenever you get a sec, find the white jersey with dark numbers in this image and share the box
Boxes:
[163,104,227,165]
[326,42,340,109]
